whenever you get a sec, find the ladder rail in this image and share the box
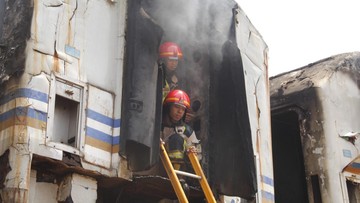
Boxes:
[188,150,217,203]
[160,142,189,203]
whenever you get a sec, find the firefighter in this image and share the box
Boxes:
[162,89,200,170]
[159,42,197,124]
[158,41,185,101]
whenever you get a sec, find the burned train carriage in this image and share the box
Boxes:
[270,52,360,203]
[0,0,272,202]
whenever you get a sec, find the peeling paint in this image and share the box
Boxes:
[312,147,323,154]
[306,133,317,148]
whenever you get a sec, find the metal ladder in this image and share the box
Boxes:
[160,142,216,203]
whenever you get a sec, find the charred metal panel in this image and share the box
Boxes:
[210,40,256,199]
[0,0,33,84]
[271,70,324,202]
[270,52,360,203]
[120,0,163,171]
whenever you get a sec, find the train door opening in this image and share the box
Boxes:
[271,110,309,203]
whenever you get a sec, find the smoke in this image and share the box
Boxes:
[143,0,236,46]
[143,1,201,41]
[136,1,259,197]
[142,0,238,98]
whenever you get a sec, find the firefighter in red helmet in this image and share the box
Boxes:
[159,42,184,101]
[162,89,200,170]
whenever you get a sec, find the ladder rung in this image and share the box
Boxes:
[160,140,216,203]
[174,170,202,179]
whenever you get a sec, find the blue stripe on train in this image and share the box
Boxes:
[0,107,47,122]
[0,88,48,105]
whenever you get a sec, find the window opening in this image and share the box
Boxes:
[47,75,85,154]
[52,95,79,147]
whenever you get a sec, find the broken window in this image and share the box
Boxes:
[47,75,85,154]
[53,95,79,146]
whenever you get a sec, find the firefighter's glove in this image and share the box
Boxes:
[187,145,197,153]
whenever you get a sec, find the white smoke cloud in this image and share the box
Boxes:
[142,0,238,103]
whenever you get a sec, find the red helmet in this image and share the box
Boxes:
[159,42,183,60]
[163,90,190,109]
